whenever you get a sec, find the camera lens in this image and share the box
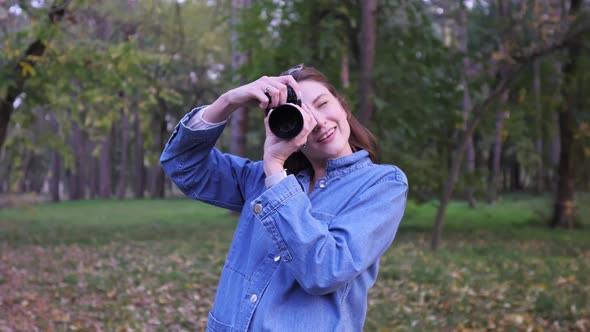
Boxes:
[266,84,303,139]
[269,104,304,139]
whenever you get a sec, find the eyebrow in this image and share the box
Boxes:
[312,93,328,105]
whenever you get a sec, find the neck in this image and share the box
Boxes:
[309,159,327,179]
[305,159,326,195]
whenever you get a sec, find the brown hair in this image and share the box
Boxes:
[281,64,379,175]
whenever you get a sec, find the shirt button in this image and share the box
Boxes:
[254,204,263,213]
[274,255,281,262]
[250,294,258,303]
[318,180,326,188]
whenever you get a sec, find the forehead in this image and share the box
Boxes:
[298,80,330,102]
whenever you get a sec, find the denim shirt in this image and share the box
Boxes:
[160,106,408,332]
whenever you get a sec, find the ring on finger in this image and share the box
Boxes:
[264,86,271,93]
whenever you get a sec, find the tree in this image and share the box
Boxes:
[459,0,476,207]
[358,0,378,125]
[0,0,72,151]
[230,0,251,159]
[431,0,590,249]
[551,0,584,228]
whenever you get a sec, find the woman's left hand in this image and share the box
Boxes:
[263,103,317,176]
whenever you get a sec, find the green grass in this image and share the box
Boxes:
[0,199,238,245]
[1,194,589,331]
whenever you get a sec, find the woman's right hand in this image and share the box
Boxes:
[204,75,301,123]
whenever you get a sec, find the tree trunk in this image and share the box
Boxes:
[432,67,520,250]
[155,116,167,197]
[50,151,61,202]
[341,48,350,89]
[68,120,85,200]
[533,59,544,193]
[552,103,575,228]
[459,0,476,208]
[87,141,99,199]
[30,156,46,194]
[133,110,145,198]
[79,130,89,197]
[0,151,8,192]
[488,105,507,203]
[47,112,61,202]
[116,109,129,200]
[549,62,561,192]
[510,160,521,191]
[550,109,561,188]
[17,150,33,193]
[551,0,581,229]
[307,6,321,63]
[151,102,167,198]
[358,0,378,125]
[99,132,112,199]
[229,0,251,159]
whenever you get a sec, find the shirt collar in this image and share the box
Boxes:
[296,150,372,180]
[326,150,372,177]
[327,149,368,169]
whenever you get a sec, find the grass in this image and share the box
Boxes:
[0,194,589,331]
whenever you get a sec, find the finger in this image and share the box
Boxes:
[300,104,317,131]
[263,85,280,109]
[268,75,301,101]
[278,75,302,100]
[262,79,288,106]
[277,83,288,105]
[263,109,273,136]
[253,89,272,110]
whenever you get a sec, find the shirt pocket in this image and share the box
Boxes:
[311,211,336,227]
[207,312,233,332]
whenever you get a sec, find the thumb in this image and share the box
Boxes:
[264,109,275,137]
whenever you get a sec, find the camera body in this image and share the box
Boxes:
[265,85,303,139]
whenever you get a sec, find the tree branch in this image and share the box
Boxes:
[512,9,590,63]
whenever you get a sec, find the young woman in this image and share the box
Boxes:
[160,65,408,331]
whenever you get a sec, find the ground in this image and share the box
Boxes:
[0,195,589,331]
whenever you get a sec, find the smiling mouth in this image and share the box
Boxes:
[318,127,336,142]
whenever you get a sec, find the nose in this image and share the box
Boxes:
[310,110,325,132]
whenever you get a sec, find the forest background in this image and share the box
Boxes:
[0,0,589,331]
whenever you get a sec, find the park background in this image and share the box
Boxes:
[0,0,589,331]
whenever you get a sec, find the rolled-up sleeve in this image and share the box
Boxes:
[160,106,264,211]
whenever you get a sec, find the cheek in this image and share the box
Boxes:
[340,121,351,140]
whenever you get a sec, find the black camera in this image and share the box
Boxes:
[265,85,303,139]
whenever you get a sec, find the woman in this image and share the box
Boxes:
[160,64,408,331]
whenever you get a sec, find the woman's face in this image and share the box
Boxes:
[298,80,353,164]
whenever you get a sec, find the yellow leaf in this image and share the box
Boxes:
[492,51,505,61]
[27,55,45,63]
[19,61,36,77]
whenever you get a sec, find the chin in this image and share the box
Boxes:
[323,150,347,160]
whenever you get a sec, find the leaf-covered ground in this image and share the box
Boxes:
[0,196,589,331]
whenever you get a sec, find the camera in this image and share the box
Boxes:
[265,85,303,139]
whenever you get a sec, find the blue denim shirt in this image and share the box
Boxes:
[160,107,408,332]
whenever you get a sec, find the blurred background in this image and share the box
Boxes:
[0,0,589,331]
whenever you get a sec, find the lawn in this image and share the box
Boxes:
[1,195,589,331]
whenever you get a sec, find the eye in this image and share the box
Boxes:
[318,101,328,108]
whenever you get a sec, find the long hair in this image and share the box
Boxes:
[281,65,379,175]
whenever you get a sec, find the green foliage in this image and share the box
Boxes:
[0,0,231,178]
[232,1,463,196]
[1,0,589,205]
[372,2,462,198]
